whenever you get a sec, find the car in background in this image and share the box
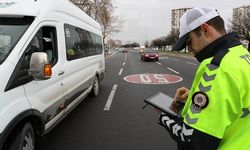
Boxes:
[141,49,159,61]
[122,48,128,53]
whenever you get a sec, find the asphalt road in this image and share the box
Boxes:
[38,50,198,150]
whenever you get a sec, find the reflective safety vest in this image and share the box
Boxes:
[182,45,250,150]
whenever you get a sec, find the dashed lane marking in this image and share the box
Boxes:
[118,68,123,76]
[186,62,197,66]
[156,62,162,65]
[167,67,180,74]
[104,84,118,111]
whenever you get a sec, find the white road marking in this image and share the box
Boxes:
[104,84,118,111]
[153,74,169,83]
[123,62,126,66]
[156,62,162,65]
[139,74,152,83]
[186,62,197,66]
[167,67,180,74]
[124,54,127,61]
[118,68,123,75]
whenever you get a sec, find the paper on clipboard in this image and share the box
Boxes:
[144,92,178,116]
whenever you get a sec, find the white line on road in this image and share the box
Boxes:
[118,68,123,75]
[167,67,180,74]
[156,62,162,65]
[123,62,126,66]
[186,62,197,66]
[104,84,118,111]
[124,54,127,61]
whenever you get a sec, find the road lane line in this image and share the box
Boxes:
[104,84,118,111]
[124,54,127,61]
[186,61,197,66]
[167,67,180,74]
[123,62,126,66]
[118,68,123,75]
[156,62,162,65]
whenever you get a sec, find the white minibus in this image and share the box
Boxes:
[0,0,105,149]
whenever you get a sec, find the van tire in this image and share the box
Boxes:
[9,122,35,150]
[90,76,99,97]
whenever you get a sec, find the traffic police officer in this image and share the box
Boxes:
[159,7,250,150]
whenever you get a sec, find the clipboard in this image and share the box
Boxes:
[144,92,178,117]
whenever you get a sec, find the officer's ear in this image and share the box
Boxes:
[200,23,210,37]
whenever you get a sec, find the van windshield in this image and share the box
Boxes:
[0,16,34,64]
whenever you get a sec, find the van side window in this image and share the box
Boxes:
[24,26,58,66]
[65,26,81,60]
[5,26,58,91]
[65,24,103,61]
[41,26,58,66]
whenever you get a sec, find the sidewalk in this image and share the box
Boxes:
[158,50,195,59]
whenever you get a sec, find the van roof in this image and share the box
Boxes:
[0,0,50,16]
[0,0,100,29]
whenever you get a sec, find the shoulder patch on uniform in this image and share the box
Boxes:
[192,91,209,110]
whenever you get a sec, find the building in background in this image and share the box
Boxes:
[171,7,191,34]
[232,5,250,23]
[112,39,122,48]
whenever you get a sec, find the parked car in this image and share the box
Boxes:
[141,49,159,61]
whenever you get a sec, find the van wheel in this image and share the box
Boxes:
[9,122,35,150]
[90,76,99,97]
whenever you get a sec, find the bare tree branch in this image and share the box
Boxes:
[229,10,250,50]
[70,0,125,43]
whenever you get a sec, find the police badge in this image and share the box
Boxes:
[192,91,209,109]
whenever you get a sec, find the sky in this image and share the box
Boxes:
[112,0,249,45]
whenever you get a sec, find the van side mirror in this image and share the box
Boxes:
[28,52,52,80]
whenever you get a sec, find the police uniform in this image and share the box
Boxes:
[159,33,250,150]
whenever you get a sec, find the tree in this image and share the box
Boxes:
[151,31,179,51]
[151,36,167,50]
[144,41,149,48]
[69,0,95,16]
[121,42,140,48]
[229,11,250,50]
[167,31,179,50]
[70,0,124,44]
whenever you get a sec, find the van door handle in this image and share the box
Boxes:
[58,71,65,76]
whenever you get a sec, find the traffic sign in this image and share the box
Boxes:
[124,74,182,84]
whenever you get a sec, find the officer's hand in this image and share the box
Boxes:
[174,87,189,101]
